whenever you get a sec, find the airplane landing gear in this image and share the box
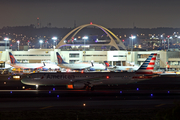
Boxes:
[36,85,39,89]
[85,85,94,91]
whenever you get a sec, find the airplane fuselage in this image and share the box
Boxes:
[107,66,139,71]
[58,63,91,70]
[21,72,154,86]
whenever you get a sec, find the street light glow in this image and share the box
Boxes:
[17,40,20,43]
[52,36,57,40]
[129,35,136,39]
[4,37,9,41]
[82,36,88,40]
[39,40,43,43]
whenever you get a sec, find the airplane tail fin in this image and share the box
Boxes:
[91,62,94,67]
[9,52,19,64]
[56,52,68,64]
[136,53,157,74]
[104,61,110,67]
[43,62,46,66]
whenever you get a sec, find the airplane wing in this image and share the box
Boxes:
[73,75,108,85]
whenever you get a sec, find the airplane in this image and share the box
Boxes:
[75,61,106,71]
[104,61,139,72]
[21,53,158,90]
[9,52,60,70]
[56,52,105,71]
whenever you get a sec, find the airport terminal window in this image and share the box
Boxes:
[69,60,79,63]
[138,61,144,65]
[169,61,180,65]
[0,43,9,46]
[137,54,150,58]
[69,53,79,58]
[93,55,107,56]
[0,63,5,67]
[138,54,160,59]
[14,54,50,56]
[83,55,92,56]
[113,55,126,57]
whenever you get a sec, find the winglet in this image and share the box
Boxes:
[56,52,68,64]
[9,52,19,64]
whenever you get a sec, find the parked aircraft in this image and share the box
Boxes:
[9,52,60,70]
[104,61,139,72]
[56,52,105,71]
[21,53,158,90]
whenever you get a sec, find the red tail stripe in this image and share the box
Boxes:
[148,63,155,65]
[151,58,156,60]
[105,63,109,67]
[146,67,154,70]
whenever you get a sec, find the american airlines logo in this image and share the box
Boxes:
[47,75,75,79]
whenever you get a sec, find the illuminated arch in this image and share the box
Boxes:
[56,24,126,50]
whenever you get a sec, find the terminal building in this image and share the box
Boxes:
[1,49,180,71]
[1,23,180,70]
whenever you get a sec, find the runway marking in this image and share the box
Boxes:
[155,104,165,107]
[40,106,53,109]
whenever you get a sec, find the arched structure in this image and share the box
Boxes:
[56,23,126,50]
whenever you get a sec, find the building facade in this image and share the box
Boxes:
[1,49,180,70]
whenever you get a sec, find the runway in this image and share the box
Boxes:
[0,89,179,119]
[0,89,179,110]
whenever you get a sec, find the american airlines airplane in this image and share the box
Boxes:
[56,52,105,71]
[104,61,139,72]
[21,53,158,90]
[9,52,60,70]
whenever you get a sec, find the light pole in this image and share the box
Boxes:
[82,36,88,61]
[129,35,136,51]
[17,40,20,51]
[27,40,30,49]
[39,40,43,49]
[129,35,136,62]
[4,37,9,50]
[45,40,48,49]
[168,36,172,50]
[52,36,57,49]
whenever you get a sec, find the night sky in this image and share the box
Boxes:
[0,0,180,28]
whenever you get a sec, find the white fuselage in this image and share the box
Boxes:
[10,63,44,69]
[43,64,60,70]
[58,63,91,70]
[107,66,139,71]
[21,72,154,86]
[91,63,106,70]
[58,62,106,70]
[10,63,59,69]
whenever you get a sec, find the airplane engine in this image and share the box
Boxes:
[89,68,95,71]
[67,83,85,89]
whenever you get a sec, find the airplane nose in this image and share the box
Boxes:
[21,77,31,85]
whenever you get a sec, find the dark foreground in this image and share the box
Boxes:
[1,108,178,120]
[0,90,180,120]
[1,74,180,119]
